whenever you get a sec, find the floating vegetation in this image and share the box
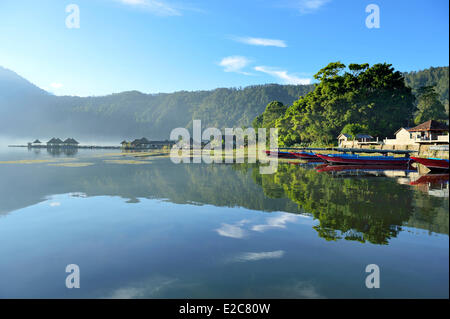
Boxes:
[0,159,56,164]
[95,151,170,158]
[48,162,94,167]
[93,153,124,157]
[103,159,152,165]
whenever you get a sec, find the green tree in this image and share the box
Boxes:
[253,62,415,146]
[252,101,288,129]
[414,86,448,124]
[341,123,369,139]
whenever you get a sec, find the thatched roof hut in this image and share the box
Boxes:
[47,138,63,145]
[64,138,79,145]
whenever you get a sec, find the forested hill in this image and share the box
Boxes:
[403,66,449,112]
[0,66,314,140]
[0,65,448,141]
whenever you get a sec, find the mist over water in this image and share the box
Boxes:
[0,135,130,148]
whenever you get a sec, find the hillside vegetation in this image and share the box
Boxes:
[0,65,447,141]
[253,63,448,146]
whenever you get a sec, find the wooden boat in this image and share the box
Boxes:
[264,150,298,159]
[316,164,415,173]
[316,153,413,166]
[410,157,449,171]
[289,151,323,161]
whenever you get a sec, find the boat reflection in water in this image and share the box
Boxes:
[410,174,449,198]
[315,164,417,178]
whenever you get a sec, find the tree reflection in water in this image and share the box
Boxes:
[252,163,447,245]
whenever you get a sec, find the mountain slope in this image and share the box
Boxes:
[0,67,314,139]
[0,65,448,141]
[403,66,449,112]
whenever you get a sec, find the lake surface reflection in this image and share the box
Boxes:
[0,147,448,298]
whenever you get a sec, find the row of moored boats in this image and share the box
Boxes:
[265,148,449,172]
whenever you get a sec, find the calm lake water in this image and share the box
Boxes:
[0,146,448,298]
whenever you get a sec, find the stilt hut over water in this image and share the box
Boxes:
[63,138,79,147]
[47,138,64,147]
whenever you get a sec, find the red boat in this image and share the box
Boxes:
[316,154,413,166]
[411,157,449,171]
[289,151,323,161]
[264,150,298,159]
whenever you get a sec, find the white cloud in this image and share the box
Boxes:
[233,37,287,48]
[296,0,331,14]
[215,220,249,238]
[50,83,63,89]
[232,250,285,262]
[116,0,182,16]
[49,202,61,207]
[252,213,299,232]
[219,56,251,74]
[254,66,311,85]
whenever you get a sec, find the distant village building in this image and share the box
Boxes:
[356,134,374,143]
[123,138,175,149]
[384,120,449,146]
[148,140,176,148]
[130,138,151,149]
[338,133,378,147]
[46,138,79,147]
[337,133,352,147]
[28,139,42,148]
[408,120,449,144]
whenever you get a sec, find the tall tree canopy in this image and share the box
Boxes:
[414,86,448,124]
[254,62,416,146]
[252,101,287,129]
[341,123,369,139]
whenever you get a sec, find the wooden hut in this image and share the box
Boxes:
[63,138,79,147]
[47,138,64,147]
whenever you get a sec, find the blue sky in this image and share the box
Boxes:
[0,0,448,96]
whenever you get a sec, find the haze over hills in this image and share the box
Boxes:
[0,65,448,142]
